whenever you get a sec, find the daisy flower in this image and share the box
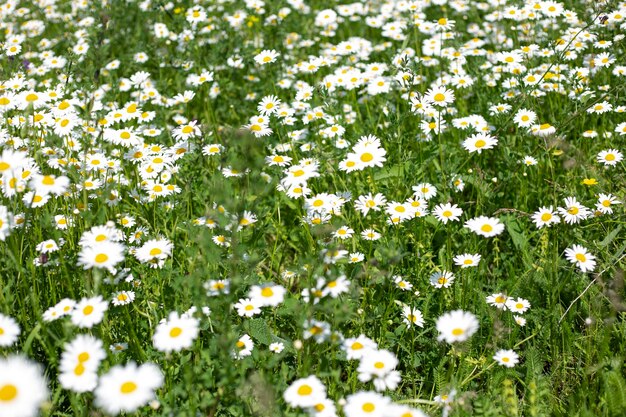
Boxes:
[134,238,173,267]
[453,253,481,268]
[531,206,560,228]
[0,314,20,346]
[269,342,284,353]
[436,310,479,343]
[464,216,505,237]
[412,183,437,200]
[430,271,455,288]
[596,193,620,214]
[152,311,199,353]
[254,49,280,65]
[558,197,591,224]
[343,391,391,417]
[343,335,378,360]
[463,133,498,154]
[505,297,531,313]
[424,86,455,107]
[402,306,424,328]
[77,241,126,274]
[234,298,262,317]
[564,244,596,273]
[596,149,623,166]
[432,203,463,224]
[283,375,327,408]
[486,293,509,310]
[71,296,108,328]
[94,362,163,415]
[493,349,519,368]
[0,355,48,417]
[233,334,254,359]
[249,284,286,307]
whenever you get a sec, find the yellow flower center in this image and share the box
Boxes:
[360,152,374,162]
[120,382,137,394]
[83,305,94,315]
[575,253,586,262]
[362,403,376,412]
[169,327,182,337]
[297,385,313,395]
[374,362,385,369]
[452,328,464,336]
[149,248,162,256]
[481,224,493,232]
[95,253,108,263]
[434,93,445,102]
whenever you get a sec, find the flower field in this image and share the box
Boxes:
[0,0,625,416]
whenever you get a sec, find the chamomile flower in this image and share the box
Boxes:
[283,376,327,408]
[402,306,424,328]
[0,355,48,417]
[531,206,560,228]
[254,49,280,65]
[430,271,455,288]
[0,314,20,346]
[596,193,620,214]
[564,244,596,273]
[249,284,286,307]
[436,310,479,343]
[486,293,509,310]
[71,296,108,328]
[433,203,463,224]
[153,312,199,353]
[425,86,455,107]
[234,298,262,317]
[505,297,531,313]
[558,197,591,224]
[463,133,498,153]
[493,349,519,368]
[596,149,623,166]
[343,335,378,360]
[453,253,481,268]
[464,216,505,237]
[94,362,164,415]
[343,391,391,417]
[233,334,254,359]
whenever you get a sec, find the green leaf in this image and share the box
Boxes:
[598,226,622,248]
[247,318,273,345]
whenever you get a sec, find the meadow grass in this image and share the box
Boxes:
[0,0,625,416]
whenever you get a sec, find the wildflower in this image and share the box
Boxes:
[361,229,381,241]
[513,109,537,127]
[597,149,623,166]
[532,206,561,228]
[394,276,413,291]
[233,334,254,359]
[486,293,509,310]
[59,335,105,393]
[153,311,199,353]
[284,376,327,408]
[505,297,531,313]
[343,391,391,417]
[402,306,424,328]
[564,245,596,273]
[425,86,455,107]
[355,193,386,216]
[0,355,48,417]
[596,193,620,214]
[71,296,108,328]
[463,133,498,153]
[249,284,286,307]
[0,314,20,346]
[464,216,505,237]
[94,362,163,415]
[77,241,126,274]
[134,239,173,267]
[430,271,455,288]
[254,49,280,65]
[343,335,378,360]
[358,349,401,391]
[453,253,481,268]
[436,310,479,343]
[558,197,591,224]
[493,349,519,368]
[433,203,463,224]
[234,298,262,317]
[303,320,331,343]
[269,342,284,353]
[112,291,136,306]
[412,183,437,200]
